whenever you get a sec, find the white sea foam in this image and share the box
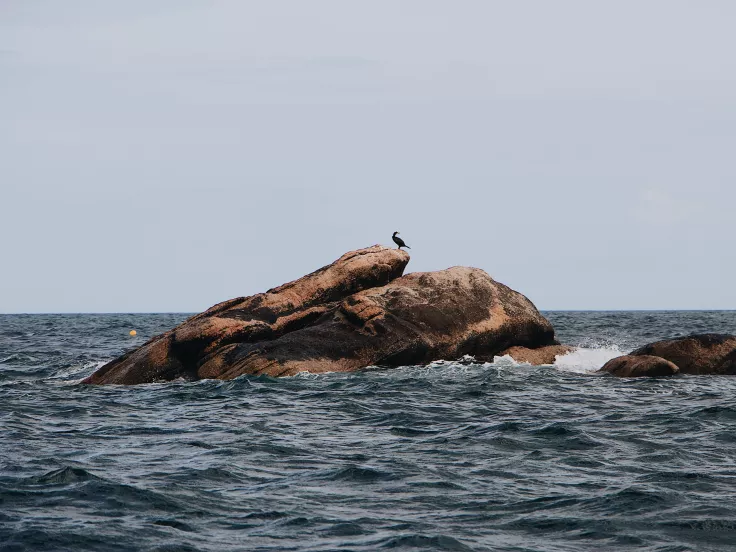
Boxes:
[48,360,108,385]
[490,348,623,374]
[491,354,526,366]
[553,345,623,374]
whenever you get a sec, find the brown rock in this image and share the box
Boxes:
[630,334,736,375]
[498,345,576,366]
[85,246,410,384]
[714,349,736,375]
[598,355,680,378]
[85,246,559,384]
[198,267,558,378]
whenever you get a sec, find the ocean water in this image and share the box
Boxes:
[2,311,736,552]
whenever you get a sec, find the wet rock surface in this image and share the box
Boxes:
[497,345,575,366]
[598,355,680,378]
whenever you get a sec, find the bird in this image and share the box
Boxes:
[392,231,410,250]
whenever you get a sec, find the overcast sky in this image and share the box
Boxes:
[2,1,735,312]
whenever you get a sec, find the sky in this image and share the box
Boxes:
[2,0,735,312]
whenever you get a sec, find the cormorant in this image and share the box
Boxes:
[392,231,410,250]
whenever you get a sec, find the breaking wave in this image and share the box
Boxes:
[554,344,624,373]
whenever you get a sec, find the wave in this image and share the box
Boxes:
[490,354,524,366]
[46,360,108,385]
[554,345,623,374]
[490,345,623,374]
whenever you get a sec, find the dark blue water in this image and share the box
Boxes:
[2,312,736,551]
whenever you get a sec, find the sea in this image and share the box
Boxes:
[2,311,736,552]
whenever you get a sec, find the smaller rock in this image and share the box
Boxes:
[630,334,736,375]
[498,345,575,366]
[598,355,680,378]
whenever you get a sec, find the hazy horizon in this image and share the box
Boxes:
[3,1,735,313]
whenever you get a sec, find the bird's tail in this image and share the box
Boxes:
[405,245,411,249]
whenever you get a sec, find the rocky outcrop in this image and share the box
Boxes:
[629,334,736,375]
[85,246,408,384]
[85,245,559,384]
[598,355,680,378]
[598,334,736,377]
[497,345,575,366]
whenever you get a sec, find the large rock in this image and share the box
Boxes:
[629,334,736,375]
[85,246,559,384]
[85,246,409,384]
[598,355,680,378]
[497,345,575,366]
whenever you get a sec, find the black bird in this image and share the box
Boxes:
[392,231,410,250]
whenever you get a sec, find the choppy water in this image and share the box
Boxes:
[2,311,736,552]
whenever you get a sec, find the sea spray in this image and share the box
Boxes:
[554,344,623,373]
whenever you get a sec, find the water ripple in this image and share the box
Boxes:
[2,312,736,550]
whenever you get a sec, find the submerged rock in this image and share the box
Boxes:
[598,355,680,378]
[497,345,575,366]
[85,245,559,384]
[629,334,736,375]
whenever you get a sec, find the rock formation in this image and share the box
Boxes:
[85,245,560,384]
[598,355,680,378]
[629,334,736,375]
[497,345,575,366]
